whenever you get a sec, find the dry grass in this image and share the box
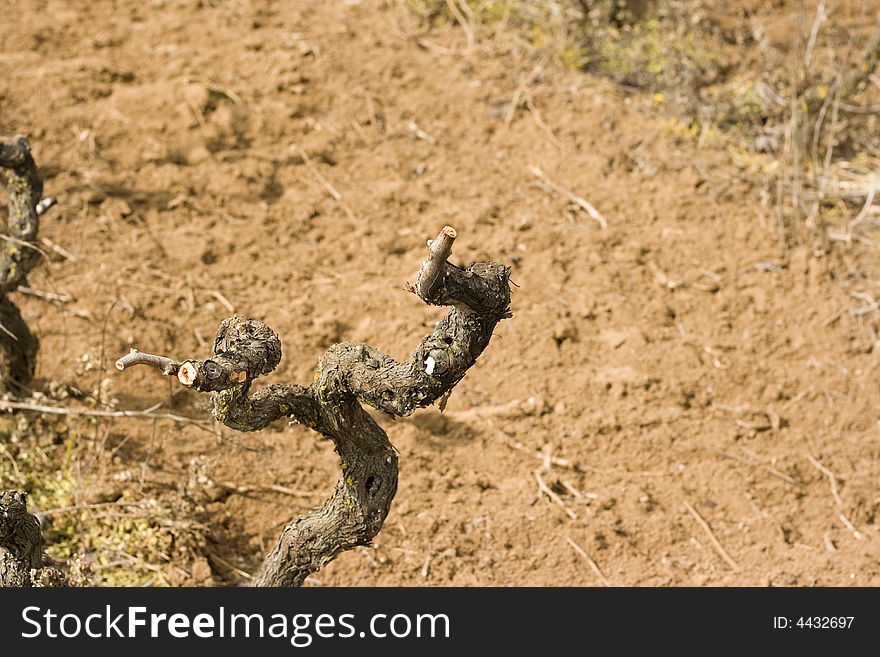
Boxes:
[403,0,880,251]
[0,410,210,586]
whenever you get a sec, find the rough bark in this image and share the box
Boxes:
[0,138,61,587]
[0,490,66,587]
[118,227,512,586]
[0,135,43,392]
[0,296,38,393]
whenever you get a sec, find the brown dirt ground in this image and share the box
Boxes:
[1,0,879,586]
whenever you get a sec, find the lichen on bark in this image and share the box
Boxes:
[0,135,44,392]
[0,490,66,587]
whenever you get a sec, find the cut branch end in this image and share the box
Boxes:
[416,225,457,300]
[178,361,198,386]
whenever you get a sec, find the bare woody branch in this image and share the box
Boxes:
[1,138,65,584]
[0,490,66,587]
[115,226,512,586]
[0,135,44,391]
[115,348,180,376]
[0,135,42,297]
[416,225,456,300]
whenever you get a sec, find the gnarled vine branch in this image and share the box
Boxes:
[116,226,512,586]
[0,490,66,587]
[0,135,45,392]
[0,136,64,587]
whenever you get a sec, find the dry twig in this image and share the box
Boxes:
[566,536,610,586]
[0,399,209,427]
[504,437,573,469]
[115,348,180,376]
[707,447,799,486]
[534,469,576,520]
[16,286,72,304]
[445,0,474,52]
[40,236,75,261]
[206,549,253,581]
[682,500,740,571]
[806,454,863,540]
[217,482,321,499]
[530,165,607,229]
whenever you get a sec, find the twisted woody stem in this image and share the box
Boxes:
[0,136,59,586]
[116,226,512,587]
[0,135,42,297]
[0,490,66,587]
[0,135,44,390]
